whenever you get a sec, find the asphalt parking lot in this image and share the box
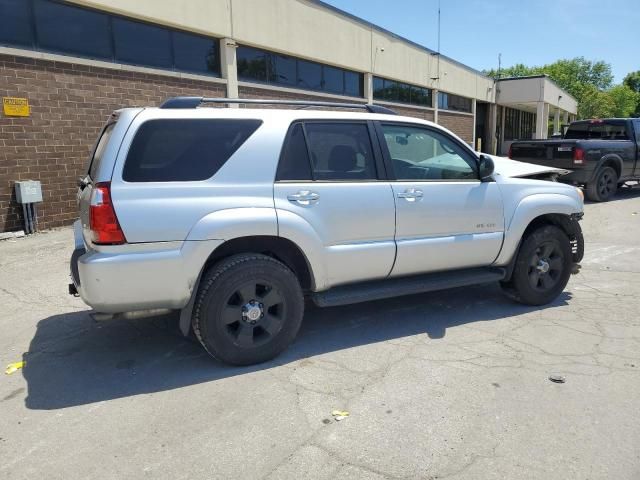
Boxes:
[1,187,639,480]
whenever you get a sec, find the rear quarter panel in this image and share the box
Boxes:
[109,110,287,243]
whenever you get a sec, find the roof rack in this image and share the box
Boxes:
[159,96,397,115]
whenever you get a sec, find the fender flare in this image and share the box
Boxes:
[495,193,581,266]
[590,154,624,182]
[178,208,327,335]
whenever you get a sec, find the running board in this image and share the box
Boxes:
[312,267,506,308]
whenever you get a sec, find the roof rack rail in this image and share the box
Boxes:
[159,96,397,115]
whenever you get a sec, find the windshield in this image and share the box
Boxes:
[564,121,629,140]
[88,123,116,180]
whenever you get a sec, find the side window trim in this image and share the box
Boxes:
[300,122,316,181]
[373,120,480,182]
[275,121,314,182]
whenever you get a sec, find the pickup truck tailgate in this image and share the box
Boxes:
[510,141,577,169]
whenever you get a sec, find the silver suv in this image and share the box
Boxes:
[70,97,584,365]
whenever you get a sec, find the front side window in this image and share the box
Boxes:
[304,123,377,181]
[381,124,477,181]
[123,119,262,182]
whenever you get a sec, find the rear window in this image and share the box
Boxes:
[123,119,262,182]
[565,121,629,140]
[89,123,115,180]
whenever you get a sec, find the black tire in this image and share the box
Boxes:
[585,166,618,202]
[192,253,304,366]
[503,225,572,306]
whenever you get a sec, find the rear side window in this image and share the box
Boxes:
[123,119,262,182]
[89,123,115,180]
[305,123,377,181]
[276,123,312,181]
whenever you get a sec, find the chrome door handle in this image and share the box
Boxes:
[397,188,423,201]
[287,190,320,205]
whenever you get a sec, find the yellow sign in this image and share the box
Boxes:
[2,97,30,117]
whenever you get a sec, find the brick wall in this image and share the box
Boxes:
[0,55,475,233]
[437,111,474,145]
[385,104,434,123]
[0,54,225,233]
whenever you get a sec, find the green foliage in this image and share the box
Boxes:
[484,57,639,119]
[623,71,640,117]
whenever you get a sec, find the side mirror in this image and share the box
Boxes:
[478,154,495,182]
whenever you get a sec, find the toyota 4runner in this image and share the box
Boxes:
[70,97,584,365]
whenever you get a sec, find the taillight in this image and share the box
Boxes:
[573,147,585,165]
[507,145,513,159]
[89,182,126,245]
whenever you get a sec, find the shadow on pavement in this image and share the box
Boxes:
[22,283,571,410]
[583,182,640,205]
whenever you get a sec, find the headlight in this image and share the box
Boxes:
[576,187,584,202]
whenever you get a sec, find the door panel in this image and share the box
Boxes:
[391,181,504,275]
[274,121,396,289]
[376,122,505,276]
[274,183,396,287]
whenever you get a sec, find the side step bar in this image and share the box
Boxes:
[312,267,506,308]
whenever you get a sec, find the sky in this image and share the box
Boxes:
[321,0,639,83]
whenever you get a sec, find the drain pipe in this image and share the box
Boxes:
[15,181,43,235]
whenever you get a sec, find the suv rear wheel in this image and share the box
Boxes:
[192,254,304,365]
[502,225,572,306]
[586,166,618,202]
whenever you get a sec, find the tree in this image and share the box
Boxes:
[578,84,615,118]
[608,85,639,118]
[623,71,640,117]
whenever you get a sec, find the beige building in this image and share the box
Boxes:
[0,0,577,232]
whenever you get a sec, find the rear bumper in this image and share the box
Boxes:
[70,221,223,313]
[559,169,594,185]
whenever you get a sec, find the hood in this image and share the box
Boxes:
[485,154,569,179]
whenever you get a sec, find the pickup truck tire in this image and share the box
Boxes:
[585,166,618,202]
[503,225,572,306]
[192,253,304,366]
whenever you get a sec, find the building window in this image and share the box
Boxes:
[0,0,221,76]
[237,45,364,97]
[172,31,219,76]
[373,77,432,107]
[438,92,472,113]
[112,17,172,69]
[0,0,34,48]
[503,107,535,141]
[33,0,112,60]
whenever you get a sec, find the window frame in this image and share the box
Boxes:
[275,119,387,183]
[373,121,481,183]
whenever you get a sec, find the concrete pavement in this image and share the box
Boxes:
[1,187,639,479]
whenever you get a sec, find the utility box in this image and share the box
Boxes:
[15,180,43,204]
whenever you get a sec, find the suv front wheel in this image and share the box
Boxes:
[192,253,304,365]
[502,225,572,306]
